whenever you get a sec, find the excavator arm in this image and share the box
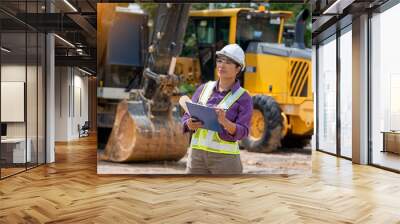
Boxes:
[128,4,192,112]
[101,4,192,162]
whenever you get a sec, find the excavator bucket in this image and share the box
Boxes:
[101,100,189,162]
[100,4,192,163]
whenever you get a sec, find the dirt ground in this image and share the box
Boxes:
[97,147,311,175]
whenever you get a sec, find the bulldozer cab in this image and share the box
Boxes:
[236,10,286,50]
[181,13,231,83]
[178,8,292,85]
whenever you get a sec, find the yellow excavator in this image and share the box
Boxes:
[99,4,312,162]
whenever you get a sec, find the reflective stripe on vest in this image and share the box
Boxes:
[190,81,246,154]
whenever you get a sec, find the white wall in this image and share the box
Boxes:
[73,73,89,137]
[55,67,69,141]
[55,67,89,141]
[1,65,26,81]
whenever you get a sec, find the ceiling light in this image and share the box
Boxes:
[322,0,354,15]
[78,67,92,76]
[1,47,11,53]
[116,3,144,14]
[323,0,340,14]
[54,34,75,48]
[63,0,78,12]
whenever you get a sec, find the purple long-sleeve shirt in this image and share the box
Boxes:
[182,80,253,142]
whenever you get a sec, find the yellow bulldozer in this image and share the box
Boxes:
[175,7,313,152]
[99,4,312,162]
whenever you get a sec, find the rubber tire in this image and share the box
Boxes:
[241,95,283,153]
[281,134,311,148]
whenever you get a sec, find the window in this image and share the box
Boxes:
[181,19,198,57]
[195,19,215,45]
[371,3,400,171]
[339,27,352,158]
[182,17,229,56]
[215,17,229,51]
[317,36,337,154]
[188,17,230,82]
[236,12,280,50]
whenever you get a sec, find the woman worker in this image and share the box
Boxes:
[182,44,253,174]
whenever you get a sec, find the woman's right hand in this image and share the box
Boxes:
[187,118,203,131]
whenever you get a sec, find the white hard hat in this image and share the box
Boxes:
[216,44,245,71]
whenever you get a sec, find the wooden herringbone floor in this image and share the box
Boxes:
[1,135,400,224]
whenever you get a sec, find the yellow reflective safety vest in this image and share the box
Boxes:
[190,81,246,154]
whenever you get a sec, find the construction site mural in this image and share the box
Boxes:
[97,2,313,175]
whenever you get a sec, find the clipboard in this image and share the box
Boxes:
[185,102,222,132]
